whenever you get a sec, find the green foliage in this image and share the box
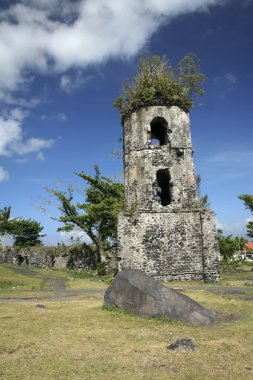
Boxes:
[0,206,12,249]
[238,194,253,213]
[0,280,21,289]
[220,258,246,273]
[68,243,96,256]
[10,219,45,247]
[217,229,248,262]
[49,166,124,264]
[114,53,207,120]
[0,208,44,248]
[177,52,207,99]
[67,243,97,270]
[0,206,11,226]
[238,194,253,238]
[195,175,210,210]
[246,221,253,238]
[104,275,114,285]
[124,202,139,224]
[97,262,106,276]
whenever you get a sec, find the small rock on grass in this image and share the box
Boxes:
[244,281,253,286]
[36,304,47,310]
[167,338,196,352]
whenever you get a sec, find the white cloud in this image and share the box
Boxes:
[0,108,54,157]
[0,113,23,156]
[0,0,226,93]
[59,228,91,244]
[0,90,42,108]
[9,107,28,121]
[0,0,227,178]
[36,152,45,161]
[213,72,238,97]
[0,166,10,182]
[57,113,68,121]
[216,218,250,238]
[16,157,29,164]
[41,112,68,122]
[207,150,253,168]
[60,72,94,94]
[214,72,238,86]
[16,137,54,155]
[242,0,253,7]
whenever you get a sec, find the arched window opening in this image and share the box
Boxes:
[156,169,171,206]
[150,117,168,146]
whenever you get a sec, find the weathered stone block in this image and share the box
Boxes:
[104,269,217,324]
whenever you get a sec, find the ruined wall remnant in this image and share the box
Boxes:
[0,245,96,271]
[117,106,220,282]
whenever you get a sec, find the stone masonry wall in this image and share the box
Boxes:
[0,246,96,271]
[118,105,220,282]
[118,210,220,282]
[123,106,199,210]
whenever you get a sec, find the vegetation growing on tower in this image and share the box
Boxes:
[114,52,207,120]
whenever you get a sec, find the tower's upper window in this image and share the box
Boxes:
[150,117,168,146]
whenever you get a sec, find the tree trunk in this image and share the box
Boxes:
[88,230,107,265]
[2,233,7,251]
[96,236,107,264]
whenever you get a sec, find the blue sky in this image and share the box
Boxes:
[0,0,252,245]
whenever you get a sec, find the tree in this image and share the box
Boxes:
[245,222,253,239]
[195,175,210,209]
[0,206,12,249]
[10,219,45,247]
[177,52,207,99]
[217,230,238,262]
[114,53,207,120]
[238,194,253,238]
[217,229,248,262]
[238,194,253,212]
[233,236,248,251]
[48,166,124,264]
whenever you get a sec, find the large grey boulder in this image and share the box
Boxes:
[104,269,217,324]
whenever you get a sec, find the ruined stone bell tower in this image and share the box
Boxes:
[117,105,220,282]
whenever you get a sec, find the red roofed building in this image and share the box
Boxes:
[234,242,253,261]
[245,242,253,251]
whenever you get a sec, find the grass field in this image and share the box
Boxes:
[1,262,253,379]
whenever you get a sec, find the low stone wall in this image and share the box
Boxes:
[0,245,97,271]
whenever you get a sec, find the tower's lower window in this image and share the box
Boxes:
[156,169,171,206]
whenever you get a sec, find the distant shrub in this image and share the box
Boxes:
[220,258,246,272]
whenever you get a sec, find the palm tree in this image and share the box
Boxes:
[0,206,11,250]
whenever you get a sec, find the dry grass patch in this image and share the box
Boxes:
[1,263,253,379]
[0,263,106,299]
[0,263,45,295]
[1,291,253,379]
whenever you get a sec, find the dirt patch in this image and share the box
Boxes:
[43,277,66,291]
[184,285,253,300]
[0,288,106,302]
